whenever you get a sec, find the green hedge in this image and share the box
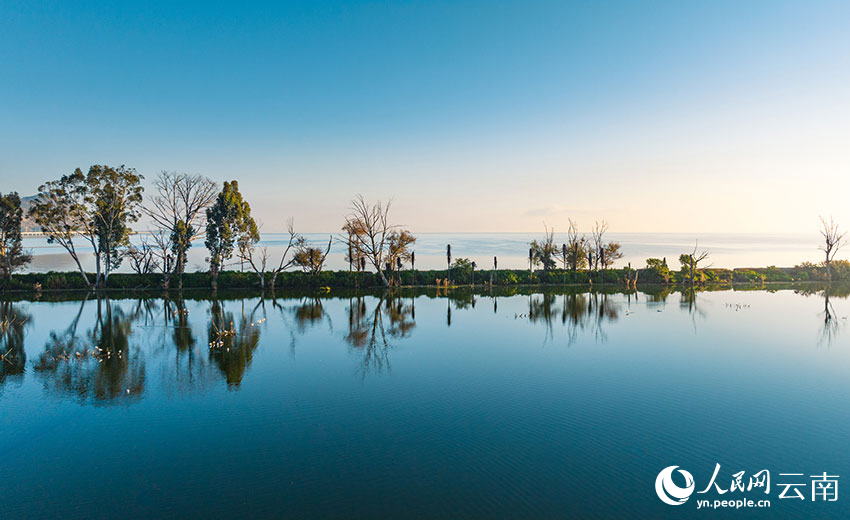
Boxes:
[1,261,846,293]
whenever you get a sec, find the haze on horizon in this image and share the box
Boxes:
[1,0,848,234]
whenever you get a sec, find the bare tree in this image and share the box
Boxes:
[149,228,173,284]
[342,195,399,287]
[590,220,608,271]
[126,236,158,275]
[269,218,299,292]
[819,216,846,283]
[680,241,710,285]
[144,171,217,288]
[237,224,270,289]
[566,219,587,272]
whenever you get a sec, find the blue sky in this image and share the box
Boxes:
[2,0,848,233]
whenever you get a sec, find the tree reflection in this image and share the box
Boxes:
[818,288,841,348]
[157,295,217,394]
[0,301,30,390]
[344,293,416,376]
[208,298,263,387]
[34,295,145,404]
[523,290,620,345]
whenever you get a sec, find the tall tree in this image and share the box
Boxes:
[0,192,32,278]
[28,170,93,286]
[144,172,217,288]
[205,181,256,290]
[342,195,411,287]
[819,216,846,283]
[86,165,144,284]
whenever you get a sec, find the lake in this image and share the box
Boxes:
[23,231,826,274]
[1,285,848,518]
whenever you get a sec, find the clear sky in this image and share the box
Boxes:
[1,0,848,233]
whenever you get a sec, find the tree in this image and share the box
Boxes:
[125,236,158,275]
[144,171,217,289]
[819,216,846,283]
[292,236,333,275]
[529,224,558,271]
[86,165,144,284]
[236,221,265,288]
[645,257,671,283]
[342,195,410,287]
[0,192,32,278]
[590,220,608,271]
[387,230,416,273]
[601,242,623,269]
[28,170,92,286]
[566,219,588,271]
[205,181,256,290]
[269,219,300,292]
[447,244,452,282]
[679,242,710,285]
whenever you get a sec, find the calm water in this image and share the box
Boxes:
[1,286,849,519]
[24,231,825,273]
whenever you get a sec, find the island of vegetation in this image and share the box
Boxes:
[0,165,847,293]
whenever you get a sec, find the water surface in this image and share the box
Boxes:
[1,285,848,518]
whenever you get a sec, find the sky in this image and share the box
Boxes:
[1,0,849,234]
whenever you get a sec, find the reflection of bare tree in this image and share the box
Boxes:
[0,301,30,390]
[680,288,706,333]
[291,297,332,333]
[208,299,263,387]
[272,295,333,355]
[34,296,145,404]
[818,288,841,348]
[155,295,217,395]
[529,293,557,343]
[526,290,620,345]
[590,292,619,343]
[344,293,416,376]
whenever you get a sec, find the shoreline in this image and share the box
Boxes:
[0,266,845,296]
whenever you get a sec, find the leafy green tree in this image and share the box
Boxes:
[86,165,144,284]
[0,192,32,278]
[205,181,257,290]
[171,220,193,285]
[645,257,671,283]
[28,170,93,286]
